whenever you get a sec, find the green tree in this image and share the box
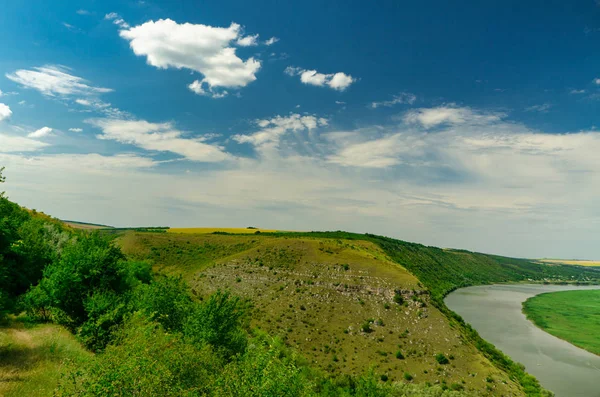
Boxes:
[25,232,126,328]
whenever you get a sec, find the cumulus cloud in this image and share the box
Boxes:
[0,134,49,152]
[233,113,328,150]
[236,34,259,47]
[69,128,83,132]
[6,65,112,97]
[28,127,53,138]
[118,19,261,96]
[264,37,279,46]
[284,66,356,91]
[370,92,416,109]
[0,103,12,121]
[87,118,231,162]
[594,78,600,85]
[403,105,504,128]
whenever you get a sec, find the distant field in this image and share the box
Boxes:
[168,227,278,234]
[523,289,600,355]
[63,220,113,230]
[538,259,600,267]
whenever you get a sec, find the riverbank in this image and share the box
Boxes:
[445,284,600,397]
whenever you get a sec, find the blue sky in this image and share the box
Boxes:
[1,0,600,259]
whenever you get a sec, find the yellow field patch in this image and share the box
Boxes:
[539,259,600,267]
[168,227,278,234]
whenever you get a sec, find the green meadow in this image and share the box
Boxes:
[523,289,600,356]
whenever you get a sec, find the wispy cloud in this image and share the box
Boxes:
[0,134,48,152]
[105,12,130,29]
[403,105,504,128]
[370,92,416,108]
[87,118,231,162]
[264,37,279,46]
[6,65,112,97]
[525,103,552,113]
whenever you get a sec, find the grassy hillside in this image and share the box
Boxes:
[523,290,600,356]
[0,318,92,396]
[120,231,553,396]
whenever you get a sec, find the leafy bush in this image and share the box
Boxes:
[184,290,248,358]
[213,336,310,396]
[435,353,450,365]
[56,314,220,397]
[130,275,192,332]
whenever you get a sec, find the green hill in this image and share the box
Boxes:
[119,230,599,395]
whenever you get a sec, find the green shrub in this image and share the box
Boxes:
[130,275,193,332]
[56,314,219,397]
[184,290,248,358]
[393,292,404,305]
[435,353,450,365]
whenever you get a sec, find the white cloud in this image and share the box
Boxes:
[525,103,552,113]
[119,19,261,95]
[403,105,504,128]
[69,128,83,132]
[87,118,231,162]
[326,133,415,168]
[0,103,12,121]
[28,127,53,138]
[236,34,259,47]
[6,65,112,97]
[594,78,600,85]
[76,9,90,15]
[285,66,356,91]
[233,113,327,150]
[0,89,3,97]
[264,37,279,46]
[105,12,130,29]
[5,106,600,259]
[62,22,79,31]
[370,92,416,109]
[0,134,49,152]
[188,80,228,98]
[75,97,131,119]
[570,89,586,94]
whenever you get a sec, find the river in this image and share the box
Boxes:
[445,284,600,397]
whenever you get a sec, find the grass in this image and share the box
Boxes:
[168,227,278,234]
[523,289,600,355]
[119,231,525,395]
[0,317,92,396]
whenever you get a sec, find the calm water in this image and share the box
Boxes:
[445,284,600,397]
